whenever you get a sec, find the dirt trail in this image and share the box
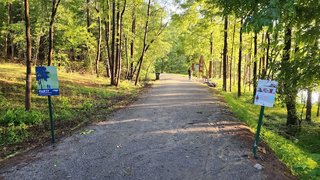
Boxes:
[0,74,294,179]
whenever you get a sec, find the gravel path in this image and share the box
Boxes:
[0,74,292,179]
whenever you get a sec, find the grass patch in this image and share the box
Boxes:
[212,80,320,179]
[0,63,145,159]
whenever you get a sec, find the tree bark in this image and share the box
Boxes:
[282,28,298,126]
[238,19,243,97]
[229,19,236,92]
[86,0,91,32]
[128,2,136,80]
[222,16,228,91]
[306,89,312,123]
[24,0,32,111]
[95,5,101,77]
[48,0,61,66]
[104,0,111,78]
[253,32,258,100]
[210,30,213,78]
[110,0,116,85]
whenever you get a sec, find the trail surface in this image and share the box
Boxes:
[0,74,293,179]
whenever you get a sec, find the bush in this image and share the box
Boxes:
[0,108,45,126]
[0,123,28,145]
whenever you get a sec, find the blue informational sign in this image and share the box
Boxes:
[254,80,278,107]
[36,66,59,96]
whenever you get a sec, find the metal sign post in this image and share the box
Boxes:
[36,66,59,143]
[253,106,265,158]
[252,80,278,159]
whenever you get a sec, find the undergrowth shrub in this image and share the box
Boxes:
[0,108,45,126]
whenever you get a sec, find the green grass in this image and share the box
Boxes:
[0,63,144,159]
[211,78,320,179]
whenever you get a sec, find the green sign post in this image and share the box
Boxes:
[252,80,278,158]
[36,66,59,143]
[253,106,265,158]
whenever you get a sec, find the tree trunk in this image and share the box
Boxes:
[95,8,101,77]
[306,89,312,123]
[115,0,126,85]
[282,28,298,126]
[134,0,151,86]
[222,16,228,91]
[128,3,136,80]
[253,32,258,100]
[86,0,91,32]
[104,0,111,78]
[24,0,32,111]
[238,19,243,97]
[210,30,213,78]
[110,0,116,85]
[265,31,270,78]
[229,18,236,92]
[48,0,61,66]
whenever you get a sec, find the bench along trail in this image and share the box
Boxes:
[0,74,294,179]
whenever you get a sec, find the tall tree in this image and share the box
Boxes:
[252,32,258,100]
[237,19,243,97]
[134,0,151,86]
[48,0,61,66]
[24,0,31,110]
[222,16,228,91]
[282,27,298,126]
[95,2,101,77]
[229,18,236,92]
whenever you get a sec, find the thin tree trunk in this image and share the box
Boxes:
[253,32,258,100]
[110,0,116,85]
[95,6,101,77]
[24,0,32,110]
[229,18,236,92]
[129,3,136,80]
[104,0,111,78]
[125,36,129,79]
[210,29,213,78]
[4,3,9,57]
[238,19,243,97]
[48,0,61,66]
[222,16,228,91]
[265,31,270,78]
[306,89,312,123]
[134,0,151,86]
[86,0,91,32]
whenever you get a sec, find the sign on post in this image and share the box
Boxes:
[36,66,59,96]
[254,80,278,107]
[36,66,59,143]
[252,79,278,158]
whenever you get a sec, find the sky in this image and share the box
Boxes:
[154,0,185,22]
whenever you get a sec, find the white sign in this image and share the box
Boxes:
[254,80,278,107]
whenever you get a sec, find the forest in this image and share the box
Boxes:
[0,0,320,178]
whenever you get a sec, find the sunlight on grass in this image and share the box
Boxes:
[211,78,320,179]
[0,63,143,158]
